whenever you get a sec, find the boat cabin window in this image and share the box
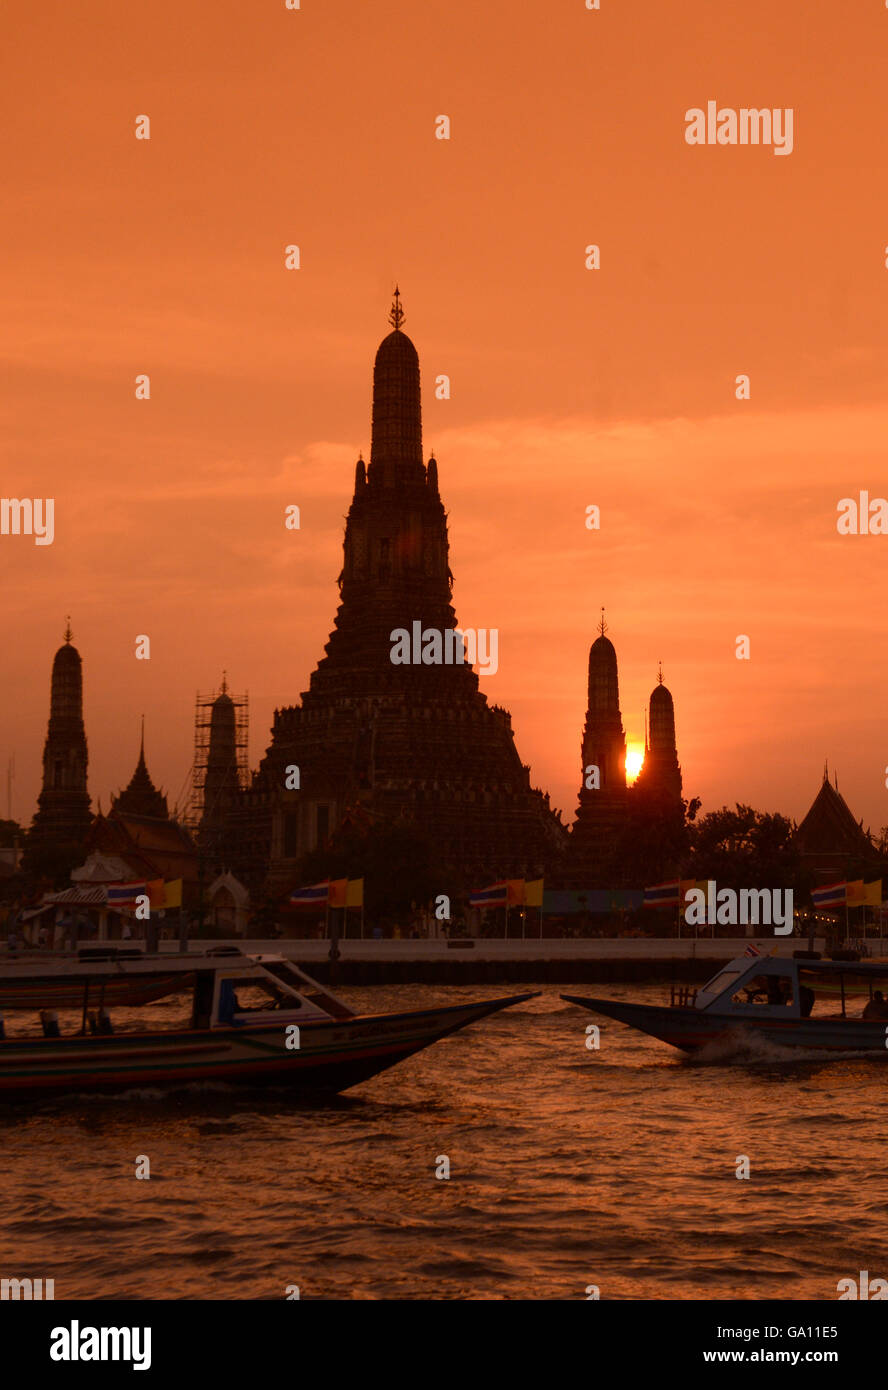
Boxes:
[735,973,794,1007]
[216,975,300,1024]
[700,968,743,1000]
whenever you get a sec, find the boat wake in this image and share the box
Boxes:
[688,1030,888,1067]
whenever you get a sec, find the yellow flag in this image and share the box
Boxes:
[163,879,183,909]
[346,878,364,907]
[524,878,544,908]
[845,880,865,905]
[863,880,882,906]
[328,879,348,908]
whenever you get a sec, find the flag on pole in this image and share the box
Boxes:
[107,882,148,908]
[643,880,680,908]
[146,879,165,908]
[470,882,508,908]
[506,880,525,905]
[346,878,364,907]
[524,878,544,907]
[744,942,762,958]
[328,879,348,908]
[163,879,183,909]
[812,882,847,908]
[289,882,330,906]
[847,879,882,906]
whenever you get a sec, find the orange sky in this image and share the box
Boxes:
[4,0,888,836]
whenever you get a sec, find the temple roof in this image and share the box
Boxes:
[796,774,872,856]
[88,810,197,882]
[113,733,169,820]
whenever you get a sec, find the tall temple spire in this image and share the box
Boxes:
[23,630,93,878]
[64,615,72,644]
[569,619,629,878]
[369,292,423,482]
[238,297,564,889]
[636,666,682,803]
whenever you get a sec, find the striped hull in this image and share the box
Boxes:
[561,996,888,1055]
[0,993,532,1102]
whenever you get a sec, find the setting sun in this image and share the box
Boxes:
[625,744,645,783]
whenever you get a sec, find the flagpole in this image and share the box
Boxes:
[324,900,329,941]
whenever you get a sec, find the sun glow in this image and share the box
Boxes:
[625,744,645,783]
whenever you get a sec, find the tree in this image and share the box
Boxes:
[0,819,23,848]
[688,804,800,890]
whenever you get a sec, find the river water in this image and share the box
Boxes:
[1,981,885,1300]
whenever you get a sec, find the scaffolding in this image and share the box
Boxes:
[188,679,249,829]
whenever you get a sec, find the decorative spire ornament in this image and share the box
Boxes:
[389,285,405,331]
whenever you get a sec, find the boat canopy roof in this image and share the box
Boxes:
[717,954,888,977]
[0,947,337,989]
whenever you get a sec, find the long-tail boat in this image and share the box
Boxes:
[562,950,888,1055]
[0,947,532,1101]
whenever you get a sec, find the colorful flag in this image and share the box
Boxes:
[289,882,330,906]
[328,878,348,908]
[524,878,544,908]
[146,879,165,908]
[847,879,882,907]
[163,879,183,909]
[470,882,508,908]
[107,882,148,908]
[744,943,762,958]
[506,879,525,906]
[643,880,680,908]
[345,878,364,907]
[811,882,847,908]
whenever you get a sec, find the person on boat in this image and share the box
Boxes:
[863,990,888,1020]
[217,980,243,1025]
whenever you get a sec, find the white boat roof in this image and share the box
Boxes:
[0,947,298,983]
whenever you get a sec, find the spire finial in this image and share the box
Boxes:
[221,670,228,695]
[598,607,608,637]
[64,615,72,644]
[657,660,664,685]
[140,713,145,755]
[823,757,829,783]
[389,285,405,331]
